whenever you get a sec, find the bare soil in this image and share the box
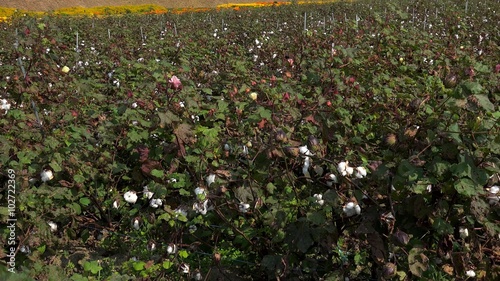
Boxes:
[1,0,260,12]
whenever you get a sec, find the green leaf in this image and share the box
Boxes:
[178,249,189,258]
[83,261,102,274]
[454,177,481,197]
[79,197,91,206]
[37,244,46,254]
[73,174,86,184]
[285,220,313,253]
[133,261,145,271]
[49,161,63,173]
[162,260,174,269]
[158,111,180,127]
[151,169,164,178]
[474,94,495,112]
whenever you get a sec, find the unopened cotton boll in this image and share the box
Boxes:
[40,169,54,182]
[123,191,138,204]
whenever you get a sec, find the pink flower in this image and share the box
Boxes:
[169,75,182,90]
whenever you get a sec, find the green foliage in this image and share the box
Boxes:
[0,0,499,280]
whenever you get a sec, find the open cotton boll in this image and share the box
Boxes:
[313,194,324,206]
[465,270,476,277]
[131,218,140,230]
[123,191,138,204]
[143,186,154,199]
[206,174,216,187]
[302,156,311,177]
[167,243,177,254]
[343,202,361,217]
[47,221,58,232]
[459,227,469,239]
[40,169,54,182]
[355,167,367,179]
[149,198,163,208]
[326,173,338,186]
[337,161,353,176]
[299,145,313,157]
[239,202,250,213]
[489,185,499,195]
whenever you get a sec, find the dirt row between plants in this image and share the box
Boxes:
[1,0,263,12]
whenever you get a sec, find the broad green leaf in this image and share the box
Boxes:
[454,177,481,197]
[74,174,86,183]
[474,94,495,112]
[151,169,164,178]
[79,197,91,206]
[162,260,173,269]
[133,261,145,271]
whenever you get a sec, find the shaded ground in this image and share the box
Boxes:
[0,0,263,12]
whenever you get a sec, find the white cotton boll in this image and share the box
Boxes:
[343,202,361,217]
[302,156,311,177]
[40,169,54,182]
[193,200,209,215]
[143,186,154,199]
[180,263,190,274]
[149,198,162,208]
[239,203,250,213]
[131,102,138,108]
[299,145,313,156]
[337,161,348,175]
[355,167,367,179]
[167,243,177,254]
[112,200,119,209]
[132,218,140,230]
[174,208,188,219]
[459,227,469,239]
[345,166,354,176]
[465,270,476,277]
[123,191,138,204]
[489,185,499,195]
[1,99,11,114]
[206,174,216,187]
[313,194,324,206]
[327,173,338,186]
[47,221,57,232]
